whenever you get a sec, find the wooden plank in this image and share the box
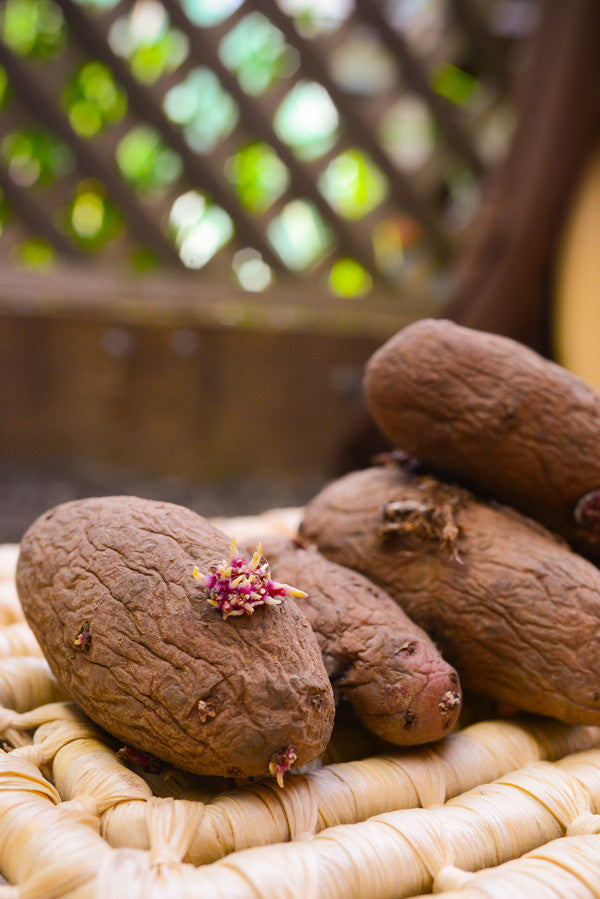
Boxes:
[0,264,416,339]
[0,311,385,484]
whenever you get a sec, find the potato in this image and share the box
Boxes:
[16,497,334,781]
[364,318,600,560]
[300,463,600,725]
[260,535,462,745]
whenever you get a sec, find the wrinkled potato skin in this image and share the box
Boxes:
[301,465,600,725]
[364,319,600,560]
[260,536,462,745]
[16,497,334,778]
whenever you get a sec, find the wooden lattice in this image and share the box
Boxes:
[0,0,529,318]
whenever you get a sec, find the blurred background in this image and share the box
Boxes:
[0,0,590,541]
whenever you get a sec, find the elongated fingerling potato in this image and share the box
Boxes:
[260,535,462,745]
[300,463,600,726]
[364,318,600,560]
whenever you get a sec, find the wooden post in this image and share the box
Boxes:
[443,0,600,356]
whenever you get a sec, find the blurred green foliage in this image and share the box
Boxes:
[232,248,272,291]
[268,199,332,270]
[128,248,160,272]
[129,30,188,85]
[168,191,234,269]
[0,188,9,230]
[73,0,120,8]
[281,0,351,38]
[15,237,55,268]
[328,257,372,297]
[431,62,479,106]
[2,0,66,58]
[0,0,505,300]
[116,126,182,193]
[219,12,297,95]
[0,66,9,109]
[2,129,73,186]
[319,150,388,220]
[66,179,121,248]
[273,81,339,160]
[62,62,127,137]
[163,68,239,153]
[109,4,188,84]
[378,97,435,171]
[181,0,242,28]
[226,142,289,213]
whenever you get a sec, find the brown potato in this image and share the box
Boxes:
[300,463,600,725]
[364,318,600,561]
[16,497,334,781]
[260,535,462,745]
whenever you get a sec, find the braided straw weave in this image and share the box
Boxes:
[3,528,600,898]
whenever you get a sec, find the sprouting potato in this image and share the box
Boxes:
[365,318,600,561]
[301,463,600,726]
[16,497,334,782]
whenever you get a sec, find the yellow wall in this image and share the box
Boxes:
[554,143,600,391]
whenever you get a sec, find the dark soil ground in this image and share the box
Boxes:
[0,458,322,544]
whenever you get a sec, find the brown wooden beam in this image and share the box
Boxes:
[0,263,410,338]
[443,0,600,356]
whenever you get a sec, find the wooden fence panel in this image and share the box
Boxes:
[0,0,527,312]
